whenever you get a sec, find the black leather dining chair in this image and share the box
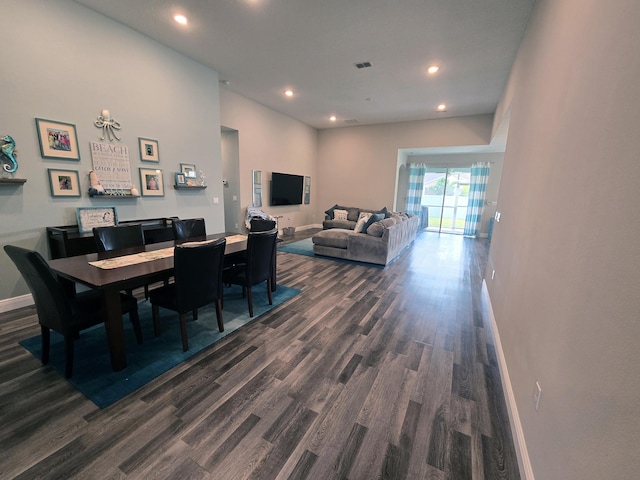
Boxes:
[148,237,226,351]
[249,218,278,291]
[93,223,148,297]
[172,218,206,243]
[223,228,278,317]
[4,245,142,378]
[93,224,145,252]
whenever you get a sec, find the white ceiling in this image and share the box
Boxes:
[72,0,535,130]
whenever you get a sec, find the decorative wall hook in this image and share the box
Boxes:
[94,109,122,141]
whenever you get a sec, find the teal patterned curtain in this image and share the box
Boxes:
[405,163,427,216]
[463,162,490,237]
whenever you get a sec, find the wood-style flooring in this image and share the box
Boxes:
[0,230,520,479]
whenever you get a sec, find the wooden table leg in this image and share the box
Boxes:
[101,287,127,371]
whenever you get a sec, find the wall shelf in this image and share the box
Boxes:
[174,185,207,190]
[89,194,138,199]
[0,178,27,185]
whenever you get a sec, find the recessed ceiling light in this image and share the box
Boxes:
[284,89,294,97]
[437,104,447,112]
[427,65,439,74]
[174,14,188,25]
[329,115,337,122]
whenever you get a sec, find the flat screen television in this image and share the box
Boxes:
[270,172,304,206]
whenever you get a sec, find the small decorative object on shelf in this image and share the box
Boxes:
[1,135,18,176]
[197,170,206,186]
[88,170,105,196]
[94,109,122,142]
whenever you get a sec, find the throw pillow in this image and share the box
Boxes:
[376,206,390,218]
[364,212,385,231]
[367,222,384,237]
[354,212,372,233]
[380,217,396,228]
[333,209,349,221]
[324,204,340,219]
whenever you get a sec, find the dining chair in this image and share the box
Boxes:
[172,217,206,243]
[148,237,226,351]
[93,223,148,297]
[223,228,278,317]
[93,223,145,252]
[4,245,142,378]
[249,218,278,291]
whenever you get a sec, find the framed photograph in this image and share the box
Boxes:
[175,172,186,185]
[180,163,197,178]
[139,168,164,196]
[138,137,159,162]
[76,206,118,233]
[304,176,311,204]
[48,168,81,197]
[35,118,80,160]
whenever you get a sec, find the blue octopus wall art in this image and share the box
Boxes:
[1,135,18,174]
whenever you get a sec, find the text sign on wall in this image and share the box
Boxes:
[90,142,132,191]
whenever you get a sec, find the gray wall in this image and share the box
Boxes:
[1,0,224,303]
[316,115,496,216]
[219,88,318,230]
[487,0,640,478]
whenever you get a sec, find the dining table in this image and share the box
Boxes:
[47,232,247,372]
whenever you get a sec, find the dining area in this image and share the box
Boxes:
[4,217,281,383]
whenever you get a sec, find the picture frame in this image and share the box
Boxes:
[76,206,118,233]
[175,172,186,185]
[180,163,197,178]
[304,175,311,204]
[48,168,81,197]
[35,118,80,160]
[138,137,159,162]
[252,169,262,207]
[139,168,164,196]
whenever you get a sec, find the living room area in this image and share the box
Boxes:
[3,1,639,479]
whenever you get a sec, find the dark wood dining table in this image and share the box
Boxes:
[47,233,247,372]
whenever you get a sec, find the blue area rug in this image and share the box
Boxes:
[278,237,384,268]
[19,284,300,408]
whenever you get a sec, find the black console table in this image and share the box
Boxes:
[47,217,175,259]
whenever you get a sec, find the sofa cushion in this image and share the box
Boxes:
[334,209,349,221]
[345,207,360,222]
[323,219,356,230]
[312,229,350,249]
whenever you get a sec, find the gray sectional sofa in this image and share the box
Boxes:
[313,206,419,265]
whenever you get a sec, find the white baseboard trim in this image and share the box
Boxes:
[482,280,535,480]
[0,294,34,314]
[279,223,322,236]
[297,223,323,231]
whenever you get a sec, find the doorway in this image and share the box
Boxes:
[221,127,241,233]
[422,167,471,234]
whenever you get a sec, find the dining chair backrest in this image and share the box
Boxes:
[172,218,206,243]
[173,237,226,312]
[4,245,73,333]
[93,224,145,252]
[244,228,278,286]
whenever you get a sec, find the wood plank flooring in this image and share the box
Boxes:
[0,231,521,479]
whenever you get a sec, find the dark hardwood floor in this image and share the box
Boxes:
[0,230,521,479]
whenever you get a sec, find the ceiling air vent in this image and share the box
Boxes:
[355,61,372,69]
[344,119,359,124]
